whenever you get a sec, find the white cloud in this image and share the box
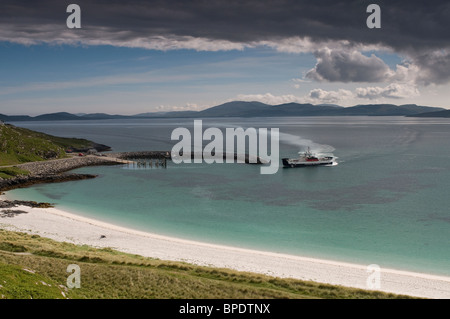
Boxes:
[388,63,421,83]
[0,24,248,52]
[235,93,305,105]
[355,83,420,100]
[0,26,366,54]
[256,37,347,54]
[305,48,393,83]
[236,90,354,105]
[235,83,420,107]
[302,83,420,104]
[256,37,389,55]
[304,88,354,104]
[156,103,209,112]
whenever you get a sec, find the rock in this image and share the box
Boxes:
[0,209,28,218]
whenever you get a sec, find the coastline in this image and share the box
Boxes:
[1,154,450,299]
[0,155,121,192]
[1,193,450,299]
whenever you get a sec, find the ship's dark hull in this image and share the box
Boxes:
[282,158,333,168]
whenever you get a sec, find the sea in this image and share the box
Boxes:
[7,116,450,276]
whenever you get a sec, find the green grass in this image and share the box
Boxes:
[0,263,69,299]
[0,167,31,179]
[0,230,415,299]
[0,124,98,166]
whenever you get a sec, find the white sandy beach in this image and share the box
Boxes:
[1,199,450,299]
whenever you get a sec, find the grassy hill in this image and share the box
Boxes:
[0,229,413,299]
[0,123,105,166]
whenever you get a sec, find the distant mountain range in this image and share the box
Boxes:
[406,109,450,118]
[0,102,448,122]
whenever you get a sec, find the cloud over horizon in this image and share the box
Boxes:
[1,1,449,49]
[305,49,392,83]
[237,82,421,106]
[1,0,448,87]
[1,0,449,112]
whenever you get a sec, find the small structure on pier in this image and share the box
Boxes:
[104,151,170,170]
[127,158,167,169]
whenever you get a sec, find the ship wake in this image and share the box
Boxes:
[278,132,336,157]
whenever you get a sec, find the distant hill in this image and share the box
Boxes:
[0,114,33,121]
[271,102,343,116]
[155,102,442,118]
[0,112,134,122]
[333,104,444,116]
[406,109,450,118]
[79,113,132,120]
[0,102,445,122]
[135,111,198,117]
[34,112,82,121]
[196,101,272,117]
[189,102,443,117]
[316,103,342,108]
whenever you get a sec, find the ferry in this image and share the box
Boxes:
[282,147,335,168]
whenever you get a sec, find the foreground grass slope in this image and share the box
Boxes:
[0,123,98,166]
[0,230,413,299]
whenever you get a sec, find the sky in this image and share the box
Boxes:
[1,0,450,115]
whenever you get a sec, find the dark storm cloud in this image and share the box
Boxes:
[413,51,450,85]
[1,0,448,50]
[1,0,449,84]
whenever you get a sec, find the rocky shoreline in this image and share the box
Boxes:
[0,154,128,209]
[0,155,122,193]
[0,199,53,209]
[0,149,263,206]
[0,172,99,192]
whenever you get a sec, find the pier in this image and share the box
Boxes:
[123,158,168,169]
[106,150,266,168]
[106,151,170,169]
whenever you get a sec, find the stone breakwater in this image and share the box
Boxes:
[16,155,121,175]
[0,155,121,192]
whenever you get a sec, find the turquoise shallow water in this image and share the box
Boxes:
[8,117,450,276]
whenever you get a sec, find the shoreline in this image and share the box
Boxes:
[0,155,122,192]
[1,193,450,298]
[1,154,450,299]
